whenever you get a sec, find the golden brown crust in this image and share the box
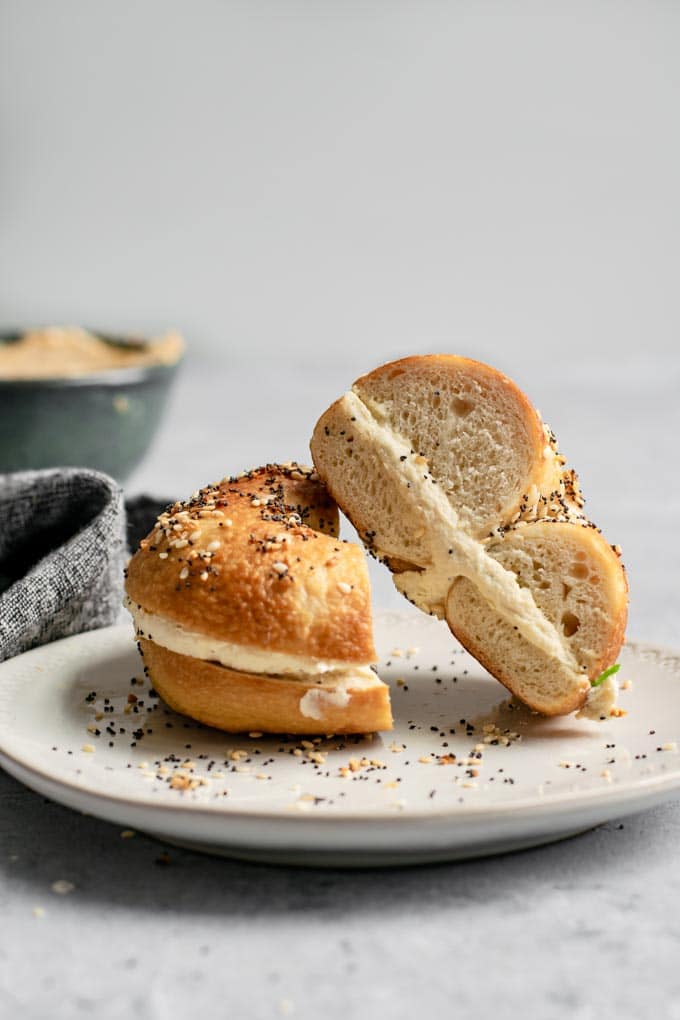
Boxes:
[139,639,393,735]
[125,464,376,665]
[582,533,629,675]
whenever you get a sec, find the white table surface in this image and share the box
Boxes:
[1,350,678,1020]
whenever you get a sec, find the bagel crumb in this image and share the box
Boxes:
[169,775,191,790]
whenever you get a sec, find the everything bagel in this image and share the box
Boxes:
[124,464,392,734]
[311,355,628,718]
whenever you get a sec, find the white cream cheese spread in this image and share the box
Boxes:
[576,675,619,720]
[123,595,377,689]
[299,683,352,720]
[342,390,582,679]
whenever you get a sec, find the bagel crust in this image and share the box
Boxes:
[311,355,628,717]
[125,464,389,735]
[139,639,392,735]
[125,464,375,665]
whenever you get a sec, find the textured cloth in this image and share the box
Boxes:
[0,468,128,662]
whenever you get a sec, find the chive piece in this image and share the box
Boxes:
[591,663,621,688]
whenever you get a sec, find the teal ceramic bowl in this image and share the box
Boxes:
[0,332,183,481]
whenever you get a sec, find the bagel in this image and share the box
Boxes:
[124,464,392,734]
[310,355,628,718]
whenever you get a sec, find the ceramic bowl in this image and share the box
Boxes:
[0,332,183,481]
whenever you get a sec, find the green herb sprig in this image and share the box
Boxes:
[591,663,621,688]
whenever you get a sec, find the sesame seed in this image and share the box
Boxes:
[337,581,352,594]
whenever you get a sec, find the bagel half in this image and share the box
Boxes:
[311,355,628,717]
[124,464,392,734]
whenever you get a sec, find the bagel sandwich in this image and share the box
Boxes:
[124,464,392,734]
[311,355,628,718]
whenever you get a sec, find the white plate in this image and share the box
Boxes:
[0,612,679,866]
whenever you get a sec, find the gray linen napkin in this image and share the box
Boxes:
[0,468,129,663]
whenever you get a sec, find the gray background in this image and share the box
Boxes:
[2,3,680,1018]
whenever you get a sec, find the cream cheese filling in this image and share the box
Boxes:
[343,390,582,680]
[576,676,619,721]
[124,596,377,683]
[299,684,352,720]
